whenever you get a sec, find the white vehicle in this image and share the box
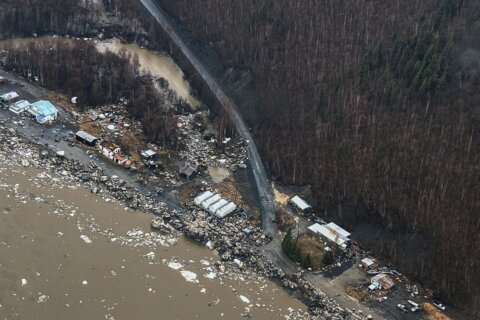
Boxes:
[397,304,408,313]
[408,300,420,312]
[377,296,388,302]
[433,301,446,311]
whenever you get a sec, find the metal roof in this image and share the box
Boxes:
[215,202,236,218]
[194,191,214,206]
[76,130,98,143]
[361,257,375,267]
[141,149,156,158]
[31,100,58,117]
[326,222,350,239]
[1,91,19,101]
[201,194,221,209]
[371,273,395,289]
[9,100,30,113]
[308,223,348,248]
[208,199,228,214]
[290,195,311,211]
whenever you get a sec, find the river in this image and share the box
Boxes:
[0,160,307,319]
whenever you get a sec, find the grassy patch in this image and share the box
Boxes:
[296,234,325,269]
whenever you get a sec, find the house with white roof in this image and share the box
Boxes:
[28,100,59,123]
[289,195,312,213]
[308,222,351,251]
[9,100,31,114]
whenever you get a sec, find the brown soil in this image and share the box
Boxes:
[345,285,372,303]
[422,303,451,320]
[275,207,296,231]
[79,119,103,137]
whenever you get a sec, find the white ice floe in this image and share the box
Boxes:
[37,294,49,303]
[204,271,217,279]
[180,270,198,283]
[239,295,250,304]
[80,235,92,244]
[168,261,183,270]
[21,278,27,286]
[200,260,210,266]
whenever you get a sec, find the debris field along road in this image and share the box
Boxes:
[138,0,276,231]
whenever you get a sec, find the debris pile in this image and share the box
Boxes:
[177,114,247,172]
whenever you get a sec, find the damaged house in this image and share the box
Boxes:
[98,141,121,160]
[179,163,198,179]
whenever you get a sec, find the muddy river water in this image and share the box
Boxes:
[0,162,306,319]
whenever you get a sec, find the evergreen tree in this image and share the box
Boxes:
[322,251,334,265]
[302,254,312,269]
[282,229,293,255]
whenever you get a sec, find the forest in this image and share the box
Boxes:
[0,0,479,316]
[0,39,177,146]
[155,0,480,316]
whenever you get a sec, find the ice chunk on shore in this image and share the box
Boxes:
[80,235,92,244]
[168,261,183,270]
[180,270,198,283]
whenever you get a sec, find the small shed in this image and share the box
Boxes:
[361,257,375,269]
[141,149,156,159]
[180,164,197,179]
[9,100,30,114]
[289,195,312,213]
[76,130,98,146]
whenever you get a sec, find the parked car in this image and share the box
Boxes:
[433,301,446,311]
[377,296,388,302]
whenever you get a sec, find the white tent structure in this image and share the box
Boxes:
[194,191,237,218]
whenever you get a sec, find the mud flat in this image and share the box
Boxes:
[0,159,306,319]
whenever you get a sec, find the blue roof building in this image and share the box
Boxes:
[28,100,59,123]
